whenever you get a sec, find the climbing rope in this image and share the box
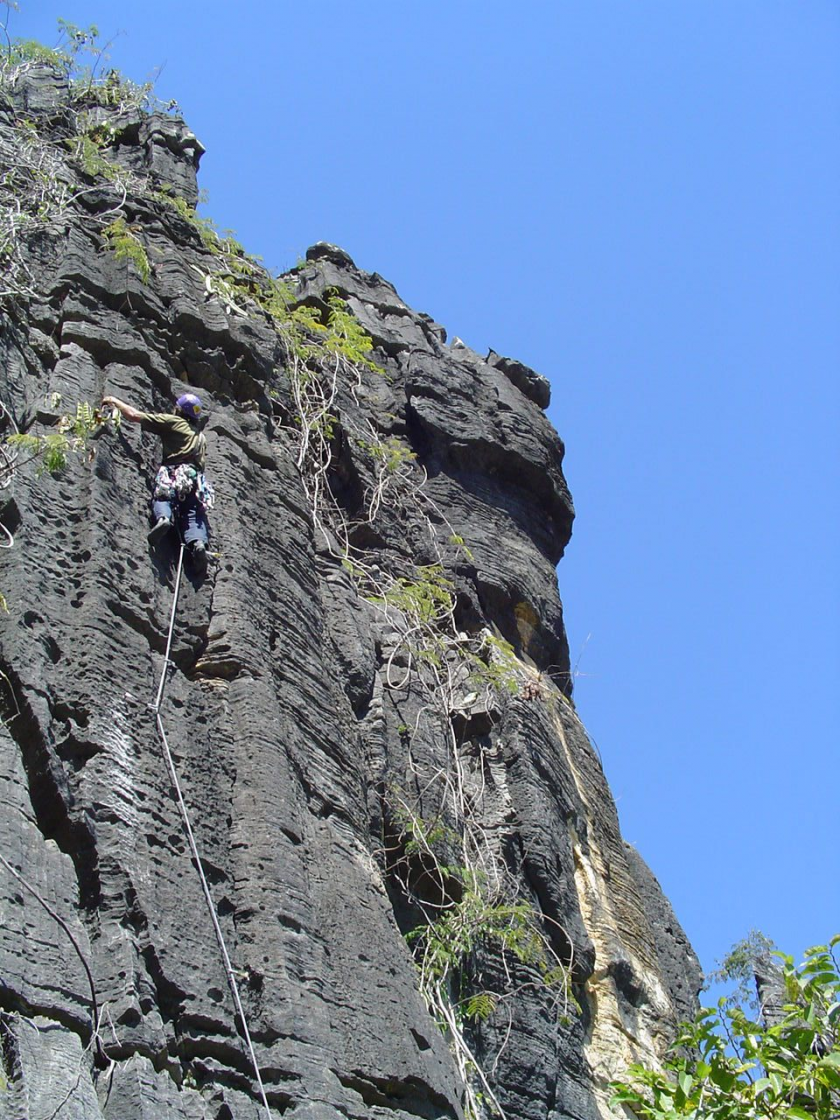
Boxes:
[152,543,272,1120]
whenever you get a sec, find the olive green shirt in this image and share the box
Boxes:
[138,412,206,470]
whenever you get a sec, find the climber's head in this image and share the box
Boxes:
[175,393,202,421]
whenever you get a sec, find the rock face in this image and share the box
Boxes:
[0,61,700,1120]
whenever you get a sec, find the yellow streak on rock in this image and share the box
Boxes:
[553,705,675,1119]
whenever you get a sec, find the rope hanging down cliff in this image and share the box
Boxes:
[152,542,272,1120]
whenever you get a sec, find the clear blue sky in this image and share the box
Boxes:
[12,2,839,985]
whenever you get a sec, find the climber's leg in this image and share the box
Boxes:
[179,495,208,547]
[149,498,174,544]
[178,496,209,574]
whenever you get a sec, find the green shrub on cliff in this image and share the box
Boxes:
[611,937,840,1120]
[390,798,575,1120]
[103,217,150,283]
[6,400,119,476]
[4,17,177,114]
[1,399,120,608]
[371,564,454,626]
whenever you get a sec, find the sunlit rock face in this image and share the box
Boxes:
[0,62,700,1120]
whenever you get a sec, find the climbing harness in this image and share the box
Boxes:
[152,544,271,1120]
[153,462,215,511]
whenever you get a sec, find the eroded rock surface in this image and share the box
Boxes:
[0,62,700,1120]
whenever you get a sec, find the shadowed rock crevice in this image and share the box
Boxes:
[337,1071,460,1120]
[0,984,95,1044]
[1,664,103,915]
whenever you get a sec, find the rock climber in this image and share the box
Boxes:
[102,392,214,574]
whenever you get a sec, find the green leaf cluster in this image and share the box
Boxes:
[159,192,234,254]
[340,555,368,582]
[150,200,382,457]
[611,937,840,1120]
[64,119,122,181]
[6,401,118,476]
[320,290,383,372]
[273,287,384,376]
[371,564,454,626]
[0,400,119,607]
[465,992,497,1022]
[75,68,161,112]
[152,196,382,385]
[357,434,416,473]
[448,533,475,562]
[467,632,520,697]
[7,430,71,474]
[391,803,460,861]
[103,217,150,283]
[407,867,568,1023]
[704,930,779,1015]
[7,21,176,115]
[8,38,64,69]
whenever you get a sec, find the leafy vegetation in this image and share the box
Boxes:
[390,800,574,1120]
[612,937,840,1120]
[406,861,572,1020]
[103,217,150,283]
[319,289,382,372]
[467,632,521,697]
[449,532,475,561]
[0,22,166,304]
[66,125,122,182]
[0,399,120,608]
[357,435,416,470]
[708,930,779,1013]
[372,564,454,626]
[4,17,178,114]
[6,400,119,476]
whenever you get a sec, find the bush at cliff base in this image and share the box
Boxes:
[611,937,840,1120]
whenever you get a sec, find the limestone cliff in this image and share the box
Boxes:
[0,59,700,1120]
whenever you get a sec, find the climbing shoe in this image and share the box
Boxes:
[191,541,208,575]
[148,517,172,545]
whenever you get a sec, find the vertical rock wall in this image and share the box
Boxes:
[0,61,700,1120]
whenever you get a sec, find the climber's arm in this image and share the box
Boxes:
[102,396,146,424]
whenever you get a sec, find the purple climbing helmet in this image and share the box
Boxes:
[175,392,202,420]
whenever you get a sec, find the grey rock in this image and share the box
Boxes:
[0,1015,101,1120]
[623,844,703,1027]
[487,349,552,410]
[0,61,699,1120]
[107,111,205,208]
[753,953,787,1027]
[305,242,358,269]
[5,62,71,115]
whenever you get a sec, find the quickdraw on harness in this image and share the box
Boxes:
[154,462,215,510]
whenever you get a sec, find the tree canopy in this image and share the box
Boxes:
[611,937,840,1120]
